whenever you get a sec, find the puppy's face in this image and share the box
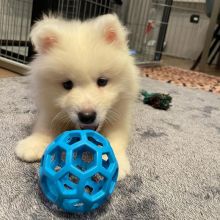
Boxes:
[31,15,135,130]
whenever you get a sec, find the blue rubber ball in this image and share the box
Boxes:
[39,130,118,213]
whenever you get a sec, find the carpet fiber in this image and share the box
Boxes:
[0,76,220,219]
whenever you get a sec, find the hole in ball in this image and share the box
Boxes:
[82,151,93,163]
[92,173,104,183]
[73,151,77,160]
[76,165,86,172]
[67,136,81,145]
[64,184,72,190]
[74,202,84,207]
[51,154,55,162]
[68,173,79,184]
[85,185,93,194]
[102,154,110,169]
[102,154,108,161]
[54,165,61,172]
[61,151,66,161]
[88,136,103,147]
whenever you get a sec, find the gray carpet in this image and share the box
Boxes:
[0,76,220,220]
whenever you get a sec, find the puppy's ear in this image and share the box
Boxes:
[30,16,60,54]
[94,14,128,49]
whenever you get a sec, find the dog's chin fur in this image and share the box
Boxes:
[15,14,139,180]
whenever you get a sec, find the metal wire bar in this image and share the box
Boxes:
[4,1,10,55]
[85,0,112,11]
[0,0,33,64]
[0,0,6,56]
[152,3,204,13]
[10,0,17,55]
[93,0,98,17]
[17,0,25,60]
[24,0,33,62]
[77,0,82,18]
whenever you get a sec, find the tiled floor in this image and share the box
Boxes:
[162,55,220,77]
[142,66,220,94]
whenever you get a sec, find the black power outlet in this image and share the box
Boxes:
[190,14,200,24]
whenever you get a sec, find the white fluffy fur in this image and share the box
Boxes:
[15,14,139,180]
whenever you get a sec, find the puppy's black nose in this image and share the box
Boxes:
[78,111,96,124]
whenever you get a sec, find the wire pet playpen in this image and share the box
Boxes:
[0,0,164,69]
[0,0,213,73]
[0,0,33,64]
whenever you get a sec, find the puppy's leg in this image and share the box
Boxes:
[15,119,53,162]
[102,122,131,181]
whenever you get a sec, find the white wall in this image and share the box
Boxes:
[164,2,209,60]
[118,0,210,61]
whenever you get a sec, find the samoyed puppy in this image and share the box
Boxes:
[15,14,139,180]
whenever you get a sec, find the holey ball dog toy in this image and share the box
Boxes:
[39,130,118,213]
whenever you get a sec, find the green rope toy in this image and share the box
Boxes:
[141,90,172,110]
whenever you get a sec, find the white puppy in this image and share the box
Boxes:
[15,14,139,180]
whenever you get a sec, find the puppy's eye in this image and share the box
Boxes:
[62,80,73,90]
[97,77,108,87]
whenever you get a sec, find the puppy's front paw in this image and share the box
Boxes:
[15,134,52,162]
[117,155,131,181]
